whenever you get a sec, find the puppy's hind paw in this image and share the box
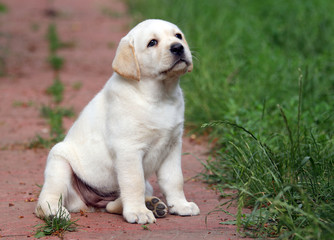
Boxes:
[145,196,168,218]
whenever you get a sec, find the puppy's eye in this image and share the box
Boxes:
[175,33,182,40]
[147,39,158,47]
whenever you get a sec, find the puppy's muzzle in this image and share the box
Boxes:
[161,43,190,74]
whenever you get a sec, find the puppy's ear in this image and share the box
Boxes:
[112,37,140,81]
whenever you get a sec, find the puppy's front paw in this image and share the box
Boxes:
[145,196,168,218]
[123,207,156,224]
[168,200,200,216]
[35,203,71,220]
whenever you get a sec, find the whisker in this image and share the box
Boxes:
[190,51,200,63]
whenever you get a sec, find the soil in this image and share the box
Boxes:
[0,1,248,239]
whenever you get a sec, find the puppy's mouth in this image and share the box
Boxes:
[161,58,190,75]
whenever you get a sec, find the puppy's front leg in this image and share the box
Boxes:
[157,141,200,216]
[116,152,156,224]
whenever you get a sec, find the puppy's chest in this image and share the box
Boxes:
[142,126,181,175]
[140,101,183,173]
[143,98,184,129]
[142,106,182,151]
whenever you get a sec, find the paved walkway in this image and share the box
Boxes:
[0,1,245,239]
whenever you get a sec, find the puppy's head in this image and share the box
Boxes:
[112,19,193,81]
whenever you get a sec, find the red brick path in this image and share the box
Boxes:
[0,1,246,239]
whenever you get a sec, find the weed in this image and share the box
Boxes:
[203,119,334,239]
[34,196,78,239]
[40,105,74,136]
[46,22,75,50]
[0,55,5,76]
[0,3,8,76]
[47,54,64,72]
[29,106,74,149]
[40,105,74,118]
[72,81,82,91]
[46,23,61,54]
[0,3,7,14]
[46,77,64,103]
[141,224,151,231]
[32,21,74,149]
[29,135,59,149]
[202,107,334,239]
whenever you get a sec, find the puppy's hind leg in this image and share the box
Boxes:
[106,180,152,215]
[144,181,167,218]
[106,196,168,218]
[106,181,167,218]
[145,180,153,197]
[106,197,123,215]
[145,196,168,218]
[35,143,76,219]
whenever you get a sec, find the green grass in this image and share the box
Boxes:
[46,23,61,54]
[30,22,74,149]
[127,0,334,131]
[71,81,83,91]
[202,110,334,238]
[47,54,64,72]
[34,196,78,239]
[29,106,74,149]
[46,77,64,103]
[0,2,8,14]
[127,0,334,239]
[0,2,8,76]
[40,105,74,136]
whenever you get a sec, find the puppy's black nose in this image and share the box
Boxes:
[170,43,184,56]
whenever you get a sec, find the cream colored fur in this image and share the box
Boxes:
[35,19,200,224]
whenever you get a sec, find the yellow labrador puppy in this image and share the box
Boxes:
[35,19,200,224]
